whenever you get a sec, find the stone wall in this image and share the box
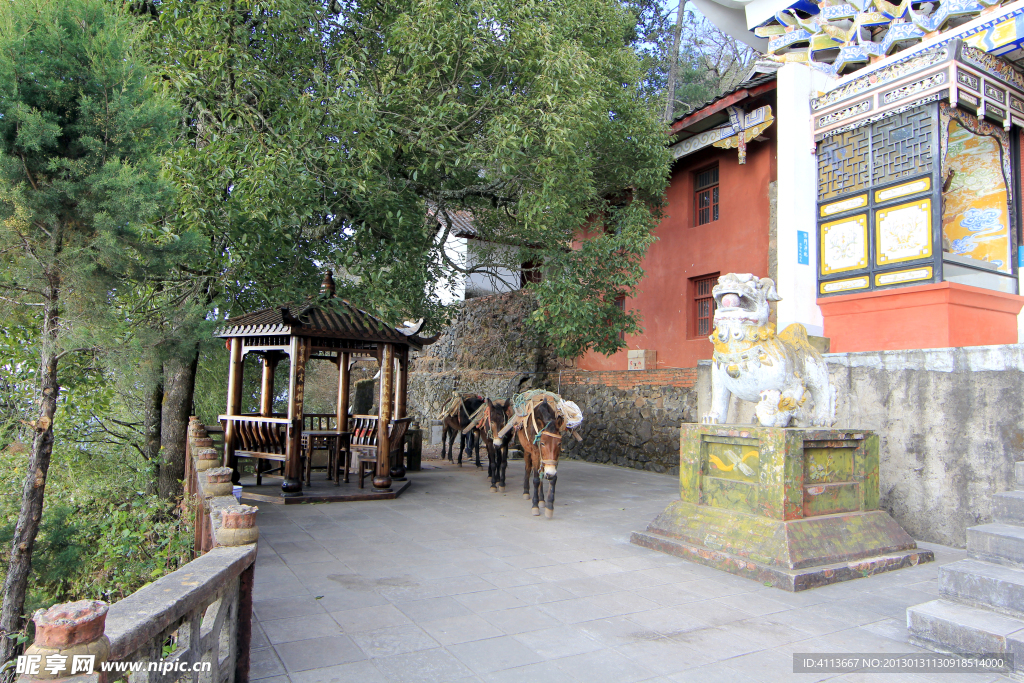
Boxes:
[560,369,698,474]
[697,345,1024,548]
[405,292,699,467]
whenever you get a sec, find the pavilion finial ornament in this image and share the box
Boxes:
[320,271,336,298]
[701,273,836,427]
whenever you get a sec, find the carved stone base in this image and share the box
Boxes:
[631,424,933,590]
[631,523,933,591]
[631,501,933,590]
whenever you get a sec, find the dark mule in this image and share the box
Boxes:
[517,400,565,519]
[441,395,484,467]
[480,398,514,492]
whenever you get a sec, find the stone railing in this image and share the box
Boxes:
[16,419,258,683]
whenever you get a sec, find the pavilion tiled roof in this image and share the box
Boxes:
[214,299,437,349]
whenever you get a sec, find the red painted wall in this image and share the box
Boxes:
[818,282,1024,352]
[578,129,776,371]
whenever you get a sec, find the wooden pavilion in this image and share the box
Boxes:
[213,274,436,502]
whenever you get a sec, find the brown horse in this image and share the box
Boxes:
[516,400,565,519]
[479,398,514,492]
[441,394,484,467]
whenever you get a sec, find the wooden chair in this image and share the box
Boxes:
[301,414,342,486]
[350,416,412,488]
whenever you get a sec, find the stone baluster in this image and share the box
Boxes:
[17,600,109,681]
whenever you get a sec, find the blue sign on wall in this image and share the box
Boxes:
[1019,245,1023,269]
[797,231,809,265]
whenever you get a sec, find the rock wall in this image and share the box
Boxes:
[560,369,698,474]
[697,345,1024,548]
[406,291,561,425]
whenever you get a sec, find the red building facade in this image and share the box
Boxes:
[579,74,778,371]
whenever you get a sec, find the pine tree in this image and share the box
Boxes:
[0,0,177,668]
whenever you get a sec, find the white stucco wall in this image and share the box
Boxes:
[433,234,467,305]
[464,242,521,298]
[1019,271,1024,339]
[774,63,831,337]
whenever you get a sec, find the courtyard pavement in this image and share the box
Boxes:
[248,457,1006,683]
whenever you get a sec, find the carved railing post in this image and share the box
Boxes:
[17,600,109,681]
[216,506,259,547]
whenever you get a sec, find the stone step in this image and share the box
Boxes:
[994,491,1024,525]
[908,599,1024,661]
[967,523,1024,568]
[940,558,1024,619]
[1017,461,1024,489]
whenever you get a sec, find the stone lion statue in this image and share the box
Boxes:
[701,273,835,428]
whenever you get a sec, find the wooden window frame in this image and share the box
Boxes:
[692,273,718,338]
[694,164,720,227]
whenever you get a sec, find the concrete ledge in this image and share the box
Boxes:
[631,529,933,591]
[104,544,256,660]
[824,342,1024,372]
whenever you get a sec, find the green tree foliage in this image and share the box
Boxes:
[151,0,670,358]
[0,0,182,666]
[651,2,760,121]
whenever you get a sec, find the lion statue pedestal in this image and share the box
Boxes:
[631,274,933,590]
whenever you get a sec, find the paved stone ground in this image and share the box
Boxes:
[249,458,1007,682]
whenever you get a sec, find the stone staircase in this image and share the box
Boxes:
[908,461,1024,679]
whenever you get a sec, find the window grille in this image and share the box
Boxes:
[693,274,718,337]
[694,166,719,226]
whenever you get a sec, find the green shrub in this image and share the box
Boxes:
[0,444,192,622]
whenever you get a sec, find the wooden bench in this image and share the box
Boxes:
[349,416,412,488]
[221,415,291,486]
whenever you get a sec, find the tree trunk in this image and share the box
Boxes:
[663,1,686,123]
[0,263,61,677]
[158,347,198,499]
[143,369,163,494]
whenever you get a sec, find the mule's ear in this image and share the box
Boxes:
[759,277,782,302]
[486,398,493,407]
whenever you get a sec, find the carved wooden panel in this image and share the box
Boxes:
[871,105,934,186]
[818,126,871,200]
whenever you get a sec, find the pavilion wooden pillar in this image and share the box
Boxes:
[336,352,350,433]
[390,346,409,481]
[283,336,310,496]
[335,351,350,482]
[223,337,244,476]
[374,343,394,491]
[395,346,408,420]
[260,352,281,416]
